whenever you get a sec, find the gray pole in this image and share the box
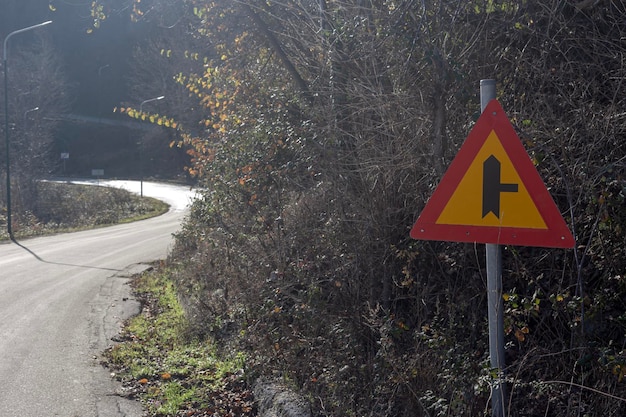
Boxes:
[3,20,52,240]
[138,95,164,198]
[480,79,506,417]
[3,53,10,239]
[97,64,109,120]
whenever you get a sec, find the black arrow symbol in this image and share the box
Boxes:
[482,155,518,218]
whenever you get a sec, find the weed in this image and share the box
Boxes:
[104,269,253,416]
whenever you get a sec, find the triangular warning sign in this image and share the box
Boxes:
[410,99,575,248]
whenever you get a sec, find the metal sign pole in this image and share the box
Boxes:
[480,79,506,417]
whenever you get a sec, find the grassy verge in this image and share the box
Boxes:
[0,182,169,241]
[104,268,254,416]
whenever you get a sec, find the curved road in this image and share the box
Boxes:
[0,181,195,416]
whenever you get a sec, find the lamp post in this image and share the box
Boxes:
[138,95,164,197]
[24,106,39,122]
[97,64,109,119]
[98,64,110,78]
[3,20,52,239]
[23,107,40,156]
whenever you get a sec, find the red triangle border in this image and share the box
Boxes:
[410,100,575,248]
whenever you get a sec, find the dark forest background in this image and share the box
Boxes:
[1,0,187,189]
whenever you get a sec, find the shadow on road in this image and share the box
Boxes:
[11,237,122,272]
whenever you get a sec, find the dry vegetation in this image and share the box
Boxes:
[162,2,626,416]
[100,1,626,416]
[0,182,167,240]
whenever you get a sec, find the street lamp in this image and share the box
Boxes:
[138,95,164,197]
[98,64,110,78]
[97,64,109,119]
[3,20,52,239]
[24,106,39,122]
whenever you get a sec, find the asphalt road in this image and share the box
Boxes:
[0,181,195,417]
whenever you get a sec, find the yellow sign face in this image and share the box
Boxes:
[436,130,547,229]
[411,99,575,248]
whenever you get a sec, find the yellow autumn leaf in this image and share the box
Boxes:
[49,4,57,11]
[503,293,510,301]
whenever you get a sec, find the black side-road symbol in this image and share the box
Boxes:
[482,155,518,218]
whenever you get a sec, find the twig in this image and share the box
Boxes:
[540,380,626,403]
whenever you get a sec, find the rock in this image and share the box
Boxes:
[253,378,312,417]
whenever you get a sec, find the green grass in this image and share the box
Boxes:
[0,182,169,241]
[105,270,252,416]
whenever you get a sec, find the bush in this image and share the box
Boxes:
[162,2,626,416]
